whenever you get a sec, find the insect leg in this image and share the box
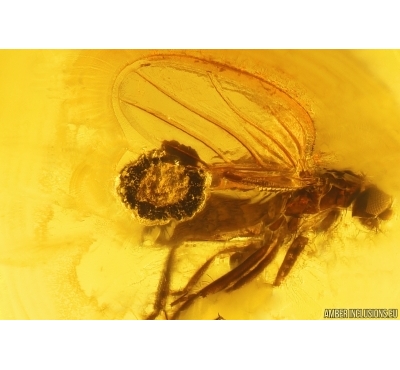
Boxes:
[170,244,259,307]
[145,244,178,320]
[171,244,266,314]
[171,233,283,320]
[226,233,284,292]
[273,235,309,286]
[315,209,341,233]
[225,216,289,291]
[272,209,341,287]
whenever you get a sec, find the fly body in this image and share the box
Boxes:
[113,55,393,319]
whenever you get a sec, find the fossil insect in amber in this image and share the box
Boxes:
[113,55,393,319]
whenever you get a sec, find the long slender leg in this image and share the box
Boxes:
[170,243,266,314]
[273,235,308,286]
[272,209,342,287]
[145,244,178,320]
[171,232,283,319]
[226,234,283,292]
[170,244,258,307]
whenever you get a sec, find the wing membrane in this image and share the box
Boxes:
[112,55,315,175]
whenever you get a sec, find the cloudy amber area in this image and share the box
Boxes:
[1,50,400,320]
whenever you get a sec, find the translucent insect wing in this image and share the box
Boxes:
[113,55,315,174]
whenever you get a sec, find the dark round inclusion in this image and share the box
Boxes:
[117,146,210,225]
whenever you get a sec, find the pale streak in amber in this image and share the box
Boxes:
[1,50,400,319]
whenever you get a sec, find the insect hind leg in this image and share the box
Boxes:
[170,225,287,319]
[273,235,309,286]
[145,244,179,320]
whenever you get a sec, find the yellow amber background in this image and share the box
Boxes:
[1,50,399,319]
